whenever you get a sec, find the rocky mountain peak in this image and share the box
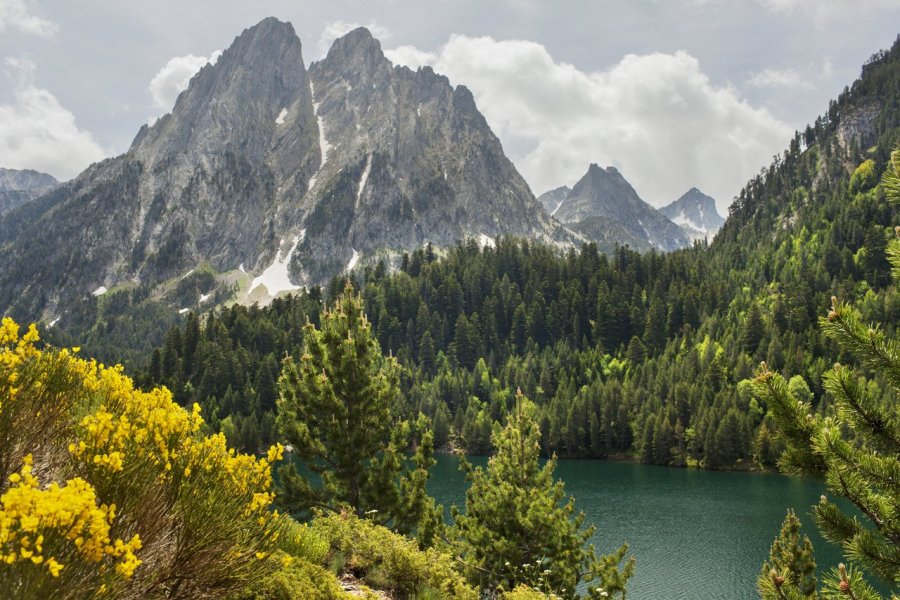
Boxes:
[0,16,559,324]
[548,164,691,252]
[133,17,307,158]
[660,188,724,241]
[327,26,381,58]
[0,168,59,217]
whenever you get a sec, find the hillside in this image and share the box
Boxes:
[132,36,900,473]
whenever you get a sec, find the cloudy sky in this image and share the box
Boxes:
[1,1,899,213]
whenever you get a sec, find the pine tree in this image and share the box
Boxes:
[754,149,900,596]
[276,284,439,539]
[757,509,817,599]
[451,391,634,599]
[742,304,765,355]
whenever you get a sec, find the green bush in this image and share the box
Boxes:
[311,512,477,599]
[849,159,878,194]
[232,555,351,600]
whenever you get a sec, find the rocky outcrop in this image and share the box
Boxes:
[836,102,880,156]
[537,186,571,217]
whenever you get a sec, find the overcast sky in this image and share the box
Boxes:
[1,1,899,213]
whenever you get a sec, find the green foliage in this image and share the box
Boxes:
[757,509,817,599]
[276,284,439,540]
[754,148,900,595]
[135,37,900,478]
[311,511,477,599]
[232,557,351,600]
[450,392,634,599]
[850,160,878,195]
[0,321,290,599]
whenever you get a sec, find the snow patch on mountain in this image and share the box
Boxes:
[356,154,372,209]
[346,248,360,272]
[670,210,708,235]
[248,231,304,298]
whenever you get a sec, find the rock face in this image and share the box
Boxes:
[298,27,556,283]
[537,186,571,217]
[0,18,557,323]
[659,187,724,241]
[0,168,58,216]
[549,164,691,252]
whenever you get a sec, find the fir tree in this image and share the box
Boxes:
[451,390,634,599]
[757,509,817,600]
[276,284,440,539]
[754,149,900,596]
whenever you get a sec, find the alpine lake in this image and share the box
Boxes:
[427,455,862,600]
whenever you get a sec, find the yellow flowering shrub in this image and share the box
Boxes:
[0,455,141,598]
[0,319,289,599]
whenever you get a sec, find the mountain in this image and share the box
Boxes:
[659,187,724,241]
[549,164,691,252]
[537,185,571,217]
[0,17,557,326]
[0,168,58,216]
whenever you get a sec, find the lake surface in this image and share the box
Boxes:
[428,456,850,600]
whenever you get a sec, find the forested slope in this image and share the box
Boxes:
[122,36,900,470]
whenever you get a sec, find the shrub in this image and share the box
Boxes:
[311,511,477,599]
[0,318,289,599]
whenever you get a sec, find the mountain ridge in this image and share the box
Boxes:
[0,168,58,217]
[0,17,559,327]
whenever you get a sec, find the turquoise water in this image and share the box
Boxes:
[427,456,856,600]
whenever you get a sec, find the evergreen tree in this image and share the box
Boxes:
[742,304,765,355]
[276,285,439,538]
[451,391,634,598]
[757,509,817,599]
[755,149,900,596]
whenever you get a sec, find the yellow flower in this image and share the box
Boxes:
[46,557,63,577]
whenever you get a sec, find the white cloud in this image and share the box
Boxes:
[0,0,57,37]
[317,20,391,58]
[384,45,437,71]
[0,58,106,180]
[387,36,792,211]
[747,57,835,92]
[148,50,221,115]
[747,67,812,89]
